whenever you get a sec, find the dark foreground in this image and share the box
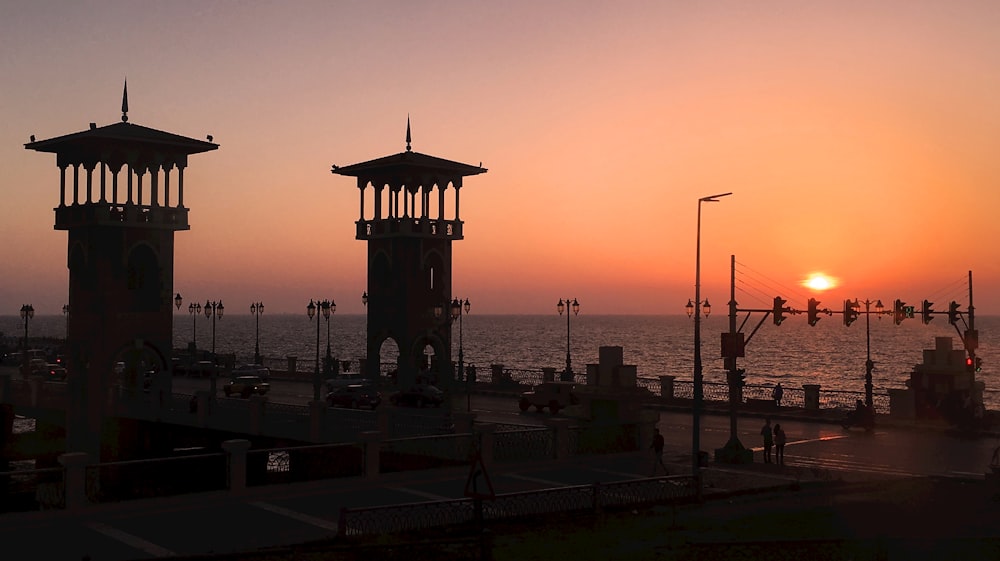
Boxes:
[168,472,1000,561]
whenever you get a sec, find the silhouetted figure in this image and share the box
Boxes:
[772,383,784,407]
[774,423,786,465]
[650,428,667,476]
[760,418,773,464]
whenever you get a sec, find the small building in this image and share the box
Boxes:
[894,336,984,421]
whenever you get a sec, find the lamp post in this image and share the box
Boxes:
[62,303,70,338]
[204,300,224,397]
[307,299,334,402]
[325,300,336,375]
[557,298,580,379]
[19,304,34,375]
[450,298,471,410]
[188,301,202,349]
[361,291,369,378]
[691,191,731,487]
[863,299,884,408]
[251,301,264,365]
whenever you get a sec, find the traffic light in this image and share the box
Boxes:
[948,301,961,325]
[966,356,975,373]
[843,299,860,327]
[773,296,787,326]
[976,357,983,372]
[921,300,934,325]
[893,299,907,325]
[807,298,822,326]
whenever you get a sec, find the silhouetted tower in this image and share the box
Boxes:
[24,84,217,458]
[332,120,485,388]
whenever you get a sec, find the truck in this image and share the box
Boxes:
[518,381,579,414]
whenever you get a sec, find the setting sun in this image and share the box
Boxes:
[803,273,838,291]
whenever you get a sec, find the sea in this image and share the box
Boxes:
[2,313,998,408]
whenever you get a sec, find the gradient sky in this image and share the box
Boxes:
[2,1,999,316]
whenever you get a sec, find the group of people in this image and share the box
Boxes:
[759,417,786,464]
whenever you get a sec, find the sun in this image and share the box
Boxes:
[802,273,838,291]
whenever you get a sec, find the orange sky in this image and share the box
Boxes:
[2,1,999,315]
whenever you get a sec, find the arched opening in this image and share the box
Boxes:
[377,336,400,384]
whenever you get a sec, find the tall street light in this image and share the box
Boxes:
[450,298,471,410]
[204,300,224,398]
[325,300,336,375]
[188,301,202,350]
[845,298,885,408]
[19,304,34,375]
[251,301,264,365]
[307,299,334,402]
[691,191,731,488]
[557,298,580,380]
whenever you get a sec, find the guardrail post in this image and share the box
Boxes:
[476,424,496,469]
[58,451,90,510]
[542,367,556,382]
[360,430,381,480]
[222,439,251,495]
[544,418,572,459]
[248,395,266,435]
[309,400,325,440]
[657,375,675,401]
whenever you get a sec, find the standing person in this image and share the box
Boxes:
[772,383,784,407]
[774,423,787,466]
[760,418,774,464]
[650,428,667,476]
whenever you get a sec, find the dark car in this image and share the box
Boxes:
[326,384,381,410]
[44,363,67,381]
[389,384,445,408]
[223,375,270,398]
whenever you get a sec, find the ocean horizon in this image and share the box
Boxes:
[3,313,996,408]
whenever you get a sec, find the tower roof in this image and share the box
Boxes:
[332,150,487,180]
[25,121,218,157]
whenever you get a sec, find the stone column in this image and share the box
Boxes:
[545,418,573,460]
[58,452,91,511]
[802,384,821,410]
[659,375,676,401]
[361,431,381,480]
[222,439,251,495]
[542,367,556,382]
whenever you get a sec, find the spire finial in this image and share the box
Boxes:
[405,114,411,152]
[121,78,129,123]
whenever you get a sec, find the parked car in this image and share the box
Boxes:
[326,384,381,410]
[223,375,270,398]
[325,373,371,392]
[233,364,271,381]
[519,381,578,414]
[389,384,445,408]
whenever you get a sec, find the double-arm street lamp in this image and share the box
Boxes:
[307,299,335,402]
[204,300,224,397]
[691,191,731,487]
[251,301,264,365]
[557,298,580,379]
[19,304,34,375]
[450,298,471,410]
[188,300,202,349]
[844,298,885,408]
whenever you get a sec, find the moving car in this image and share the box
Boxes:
[325,373,369,391]
[233,364,271,381]
[44,363,67,381]
[389,384,445,408]
[519,381,579,414]
[223,375,270,398]
[326,384,381,410]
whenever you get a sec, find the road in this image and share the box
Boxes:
[171,375,1000,480]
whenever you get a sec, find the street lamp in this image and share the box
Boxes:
[451,298,471,410]
[307,299,334,402]
[19,304,34,375]
[863,299,884,407]
[251,301,264,365]
[691,191,731,486]
[204,300,224,397]
[325,300,336,375]
[188,301,202,349]
[62,304,70,338]
[557,298,580,379]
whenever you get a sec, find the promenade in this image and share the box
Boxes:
[2,403,998,560]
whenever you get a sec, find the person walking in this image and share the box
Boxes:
[774,423,787,466]
[772,383,784,407]
[760,418,773,464]
[650,428,668,476]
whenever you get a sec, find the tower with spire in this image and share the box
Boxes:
[25,83,217,459]
[332,119,486,388]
